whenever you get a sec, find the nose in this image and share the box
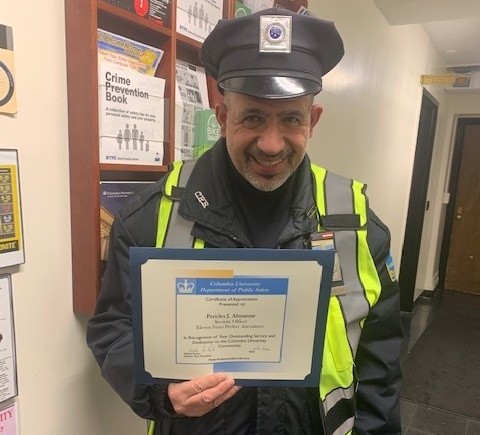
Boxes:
[255,123,286,156]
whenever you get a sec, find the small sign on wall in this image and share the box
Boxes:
[0,150,24,268]
[420,73,457,85]
[0,24,17,115]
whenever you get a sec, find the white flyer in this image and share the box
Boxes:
[175,60,210,160]
[176,0,224,42]
[242,0,274,13]
[98,62,166,165]
[0,275,17,403]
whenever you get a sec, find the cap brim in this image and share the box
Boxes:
[218,76,321,99]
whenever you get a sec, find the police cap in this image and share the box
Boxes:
[199,8,344,99]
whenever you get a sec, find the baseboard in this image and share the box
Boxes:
[431,271,439,289]
[423,271,440,292]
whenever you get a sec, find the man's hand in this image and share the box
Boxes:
[167,373,241,417]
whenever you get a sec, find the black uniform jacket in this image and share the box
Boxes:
[87,140,403,435]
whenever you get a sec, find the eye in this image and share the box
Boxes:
[242,115,263,129]
[283,116,302,126]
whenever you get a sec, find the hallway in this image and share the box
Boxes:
[400,290,480,434]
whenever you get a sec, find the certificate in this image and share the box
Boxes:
[130,248,334,387]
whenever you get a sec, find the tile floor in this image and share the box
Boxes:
[400,289,480,435]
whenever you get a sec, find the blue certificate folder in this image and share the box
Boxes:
[130,248,334,387]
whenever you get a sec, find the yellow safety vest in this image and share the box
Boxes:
[148,161,382,435]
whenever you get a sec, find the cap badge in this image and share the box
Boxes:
[259,15,292,53]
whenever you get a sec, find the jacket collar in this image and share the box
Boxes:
[177,139,318,247]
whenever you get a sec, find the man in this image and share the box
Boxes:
[87,7,403,435]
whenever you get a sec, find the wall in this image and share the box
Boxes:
[309,0,480,299]
[309,0,448,271]
[0,0,466,434]
[415,92,480,298]
[0,1,144,434]
[414,88,450,298]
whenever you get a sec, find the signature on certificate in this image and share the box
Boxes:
[250,344,272,353]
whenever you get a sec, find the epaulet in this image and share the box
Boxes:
[311,163,368,231]
[118,177,165,221]
[161,160,197,201]
[321,213,364,231]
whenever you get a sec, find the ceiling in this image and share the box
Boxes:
[373,0,480,67]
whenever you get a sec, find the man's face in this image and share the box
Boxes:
[216,92,322,192]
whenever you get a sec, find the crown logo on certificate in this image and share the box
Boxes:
[176,278,195,294]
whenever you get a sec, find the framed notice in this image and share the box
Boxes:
[131,248,334,387]
[0,275,17,403]
[0,150,24,268]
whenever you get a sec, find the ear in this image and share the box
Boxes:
[215,102,228,138]
[309,104,323,138]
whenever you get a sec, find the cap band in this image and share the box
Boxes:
[219,76,321,99]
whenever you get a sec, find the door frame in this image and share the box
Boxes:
[439,117,480,288]
[399,89,439,312]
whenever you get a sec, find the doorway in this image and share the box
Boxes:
[399,90,439,312]
[440,118,480,295]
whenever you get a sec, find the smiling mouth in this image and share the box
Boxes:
[252,156,284,167]
[249,155,286,177]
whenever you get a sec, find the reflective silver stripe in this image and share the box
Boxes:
[332,416,355,435]
[324,172,369,355]
[163,161,196,248]
[324,385,355,414]
[335,231,368,354]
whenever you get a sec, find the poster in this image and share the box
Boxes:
[98,62,166,165]
[0,275,17,403]
[242,0,273,13]
[175,60,209,159]
[99,181,154,260]
[97,29,164,77]
[0,24,16,115]
[101,0,171,27]
[0,151,24,268]
[176,0,223,42]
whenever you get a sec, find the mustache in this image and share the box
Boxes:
[248,147,293,161]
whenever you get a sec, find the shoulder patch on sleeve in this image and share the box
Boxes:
[386,253,396,282]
